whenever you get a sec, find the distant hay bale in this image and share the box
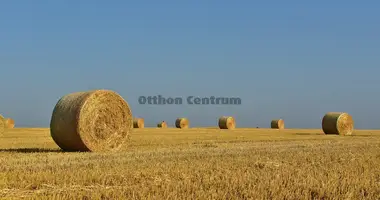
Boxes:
[133,118,144,128]
[271,119,284,129]
[157,121,167,128]
[0,114,4,135]
[322,112,354,135]
[218,116,236,129]
[175,118,189,129]
[4,118,15,128]
[50,89,133,152]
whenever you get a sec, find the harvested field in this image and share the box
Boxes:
[0,127,379,199]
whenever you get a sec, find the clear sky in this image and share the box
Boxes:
[0,1,379,128]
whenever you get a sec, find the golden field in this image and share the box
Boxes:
[0,127,380,199]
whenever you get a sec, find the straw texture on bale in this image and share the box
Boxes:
[133,118,144,128]
[271,119,284,129]
[157,121,167,128]
[175,118,189,129]
[0,114,4,135]
[50,89,133,152]
[322,112,354,135]
[218,116,236,129]
[4,118,15,128]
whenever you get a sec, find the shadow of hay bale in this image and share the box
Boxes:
[0,148,63,153]
[294,133,325,135]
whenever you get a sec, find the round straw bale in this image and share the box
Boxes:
[4,118,15,128]
[50,89,133,152]
[322,112,354,135]
[157,121,167,128]
[0,114,4,135]
[218,116,236,129]
[133,117,144,128]
[271,119,284,129]
[175,118,189,129]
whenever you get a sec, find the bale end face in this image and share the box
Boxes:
[218,116,236,129]
[50,89,133,152]
[322,112,354,135]
[175,118,189,129]
[271,119,284,129]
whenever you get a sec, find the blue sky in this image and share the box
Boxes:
[0,1,379,128]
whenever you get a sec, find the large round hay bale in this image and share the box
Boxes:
[322,112,354,135]
[271,119,284,129]
[0,114,4,135]
[218,116,236,129]
[157,121,167,128]
[133,117,144,128]
[4,118,15,128]
[50,89,133,152]
[175,118,189,129]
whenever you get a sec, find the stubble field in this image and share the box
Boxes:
[0,127,380,199]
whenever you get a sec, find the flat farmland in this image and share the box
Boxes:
[0,128,379,199]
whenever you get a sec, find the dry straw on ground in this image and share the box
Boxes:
[157,121,167,128]
[133,118,144,128]
[0,114,4,135]
[322,112,354,135]
[175,118,189,129]
[4,118,15,128]
[50,89,133,152]
[271,119,284,129]
[218,116,236,129]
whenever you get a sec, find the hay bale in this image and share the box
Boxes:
[4,118,15,128]
[322,112,354,135]
[50,89,133,152]
[271,119,284,129]
[0,114,4,135]
[133,117,144,128]
[218,116,236,129]
[157,121,167,128]
[175,118,189,129]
